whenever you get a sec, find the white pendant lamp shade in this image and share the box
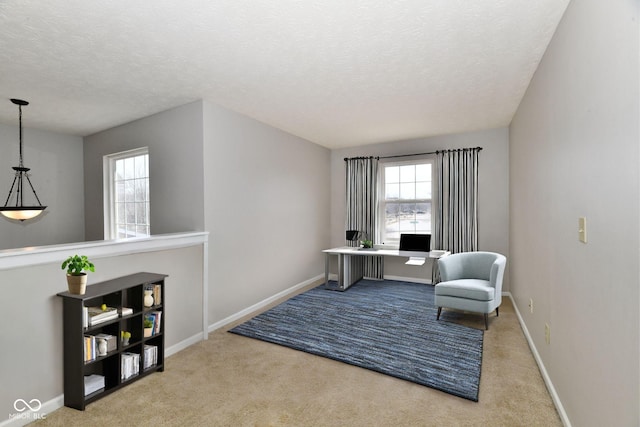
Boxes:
[0,207,45,221]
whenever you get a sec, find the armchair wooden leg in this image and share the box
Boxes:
[484,313,489,330]
[496,307,499,317]
[437,307,442,320]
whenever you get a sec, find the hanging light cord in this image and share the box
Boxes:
[18,103,24,167]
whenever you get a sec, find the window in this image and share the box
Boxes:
[379,159,433,246]
[104,148,150,239]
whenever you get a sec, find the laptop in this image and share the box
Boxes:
[399,234,431,252]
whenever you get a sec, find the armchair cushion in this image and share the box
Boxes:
[435,279,494,301]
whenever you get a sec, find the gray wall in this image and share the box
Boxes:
[0,124,84,250]
[83,101,205,240]
[82,98,331,325]
[330,128,509,286]
[509,1,639,425]
[203,101,331,322]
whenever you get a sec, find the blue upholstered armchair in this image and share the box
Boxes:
[435,251,507,330]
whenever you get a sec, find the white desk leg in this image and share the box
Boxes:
[324,252,365,291]
[325,253,346,291]
[337,253,344,289]
[324,252,330,287]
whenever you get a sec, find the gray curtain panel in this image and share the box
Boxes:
[345,157,383,279]
[433,148,480,254]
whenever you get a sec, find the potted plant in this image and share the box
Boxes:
[360,239,374,249]
[61,255,95,295]
[121,331,131,346]
[143,318,154,337]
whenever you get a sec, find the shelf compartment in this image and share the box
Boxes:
[121,344,142,382]
[123,285,144,315]
[84,357,119,392]
[121,315,143,344]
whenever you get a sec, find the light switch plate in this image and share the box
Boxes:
[545,323,550,344]
[578,217,587,243]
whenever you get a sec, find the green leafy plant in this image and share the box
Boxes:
[121,331,131,339]
[144,318,154,329]
[361,240,373,248]
[61,255,95,276]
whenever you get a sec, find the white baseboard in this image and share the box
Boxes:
[383,274,432,284]
[208,274,324,332]
[505,292,571,427]
[166,332,205,358]
[327,274,432,285]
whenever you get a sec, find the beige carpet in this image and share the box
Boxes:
[34,284,561,426]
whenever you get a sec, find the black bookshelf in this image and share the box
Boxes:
[57,272,167,410]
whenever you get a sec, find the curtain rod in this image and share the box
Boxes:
[344,146,482,161]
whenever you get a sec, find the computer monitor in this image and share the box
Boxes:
[345,230,360,241]
[399,234,431,252]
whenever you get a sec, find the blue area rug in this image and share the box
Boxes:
[229,279,484,401]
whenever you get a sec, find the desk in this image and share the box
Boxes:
[322,247,450,291]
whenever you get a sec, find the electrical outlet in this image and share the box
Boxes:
[529,298,534,314]
[578,217,587,243]
[545,323,550,344]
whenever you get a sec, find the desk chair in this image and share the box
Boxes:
[435,251,506,330]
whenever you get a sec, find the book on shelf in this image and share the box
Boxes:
[152,310,162,334]
[89,312,118,326]
[152,284,162,305]
[143,344,158,370]
[86,305,117,319]
[84,374,105,396]
[144,311,162,336]
[121,352,140,381]
[82,307,88,328]
[86,306,119,326]
[84,335,96,362]
[119,307,133,316]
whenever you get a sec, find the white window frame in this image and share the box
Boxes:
[103,147,150,240]
[377,156,434,248]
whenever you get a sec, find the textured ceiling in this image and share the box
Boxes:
[0,1,569,149]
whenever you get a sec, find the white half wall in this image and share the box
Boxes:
[509,1,639,425]
[0,124,84,250]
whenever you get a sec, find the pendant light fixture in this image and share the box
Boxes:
[0,99,47,221]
